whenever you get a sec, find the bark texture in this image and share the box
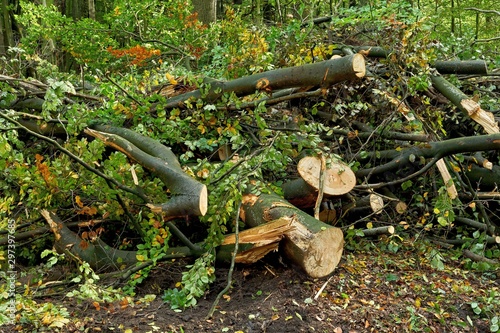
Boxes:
[240,190,344,278]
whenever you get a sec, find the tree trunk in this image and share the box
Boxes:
[88,0,96,20]
[163,54,365,109]
[0,0,17,55]
[432,60,488,74]
[85,125,208,218]
[241,190,344,278]
[282,156,356,208]
[192,0,217,25]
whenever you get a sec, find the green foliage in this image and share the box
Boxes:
[200,8,275,78]
[163,253,216,310]
[470,289,500,332]
[432,186,456,227]
[66,261,125,303]
[123,212,170,295]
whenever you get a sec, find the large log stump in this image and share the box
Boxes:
[282,156,356,208]
[240,190,344,278]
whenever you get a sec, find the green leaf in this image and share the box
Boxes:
[401,180,413,191]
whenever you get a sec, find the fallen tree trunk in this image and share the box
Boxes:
[240,190,344,278]
[432,60,488,75]
[163,54,365,109]
[41,210,139,271]
[41,210,294,272]
[85,126,208,218]
[355,133,500,179]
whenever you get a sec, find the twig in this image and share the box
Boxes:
[355,156,441,190]
[463,249,499,265]
[100,173,145,238]
[209,135,279,185]
[221,88,324,111]
[314,153,326,220]
[314,276,333,300]
[103,73,143,106]
[165,221,201,252]
[207,200,242,318]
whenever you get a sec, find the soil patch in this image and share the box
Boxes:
[3,249,498,332]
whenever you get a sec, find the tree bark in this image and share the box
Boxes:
[361,226,395,237]
[355,133,500,178]
[0,0,15,55]
[85,126,207,218]
[240,190,344,278]
[163,54,365,109]
[455,217,496,236]
[192,0,217,25]
[432,60,488,75]
[464,163,500,189]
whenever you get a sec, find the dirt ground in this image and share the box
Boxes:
[3,246,499,333]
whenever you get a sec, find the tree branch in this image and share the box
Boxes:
[0,111,149,202]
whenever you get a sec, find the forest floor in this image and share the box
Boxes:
[4,242,499,333]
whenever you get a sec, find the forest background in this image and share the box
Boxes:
[0,0,499,331]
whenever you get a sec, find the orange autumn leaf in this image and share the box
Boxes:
[107,45,161,66]
[35,154,57,189]
[75,195,84,208]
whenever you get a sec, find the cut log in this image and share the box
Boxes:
[362,225,395,237]
[240,190,344,278]
[163,54,366,109]
[85,127,207,218]
[283,156,356,208]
